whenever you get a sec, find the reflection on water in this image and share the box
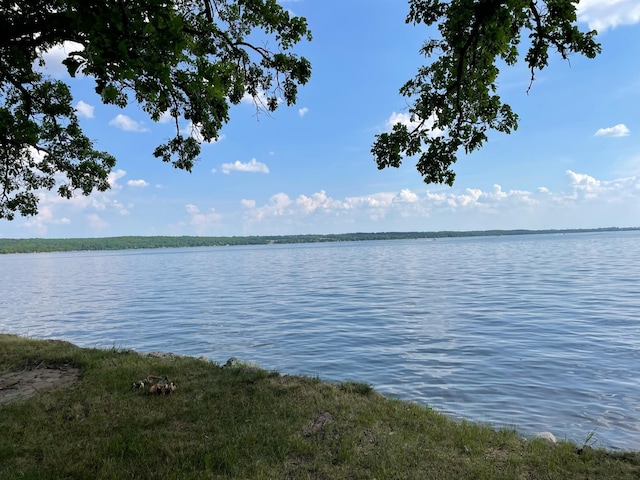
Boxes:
[1,231,639,450]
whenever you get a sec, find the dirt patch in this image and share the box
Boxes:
[0,363,80,405]
[302,411,335,437]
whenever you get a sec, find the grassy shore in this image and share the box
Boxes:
[1,334,638,479]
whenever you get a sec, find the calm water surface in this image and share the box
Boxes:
[1,231,639,450]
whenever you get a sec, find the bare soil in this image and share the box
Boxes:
[0,363,80,405]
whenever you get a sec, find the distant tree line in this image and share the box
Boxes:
[0,228,638,254]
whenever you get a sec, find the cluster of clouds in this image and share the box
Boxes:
[577,0,640,31]
[73,97,150,133]
[11,104,639,235]
[235,171,636,222]
[9,157,640,236]
[21,170,132,234]
[16,5,638,236]
[73,104,269,145]
[174,169,640,234]
[184,204,223,230]
[39,35,308,144]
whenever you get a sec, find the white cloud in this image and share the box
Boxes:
[241,89,281,109]
[268,193,292,213]
[242,193,294,222]
[13,167,132,235]
[37,41,84,78]
[108,169,127,190]
[113,200,130,215]
[550,174,640,227]
[127,179,149,188]
[296,190,342,214]
[185,204,223,230]
[433,184,537,210]
[221,158,270,174]
[109,114,149,132]
[176,170,640,234]
[241,90,265,105]
[180,121,224,143]
[393,188,420,203]
[343,192,397,210]
[298,107,309,117]
[566,170,600,187]
[21,187,131,233]
[577,0,640,31]
[385,111,444,138]
[564,170,602,199]
[24,205,71,234]
[456,188,483,206]
[15,167,640,236]
[87,213,108,230]
[594,124,630,137]
[158,111,174,124]
[243,190,419,227]
[28,146,47,164]
[86,196,130,215]
[240,176,622,232]
[386,112,418,131]
[75,101,95,119]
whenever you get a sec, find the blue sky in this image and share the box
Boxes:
[2,0,639,238]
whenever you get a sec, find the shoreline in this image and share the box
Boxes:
[2,334,640,479]
[2,227,638,254]
[2,334,636,453]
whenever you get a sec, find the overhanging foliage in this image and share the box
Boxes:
[372,0,600,186]
[0,0,311,219]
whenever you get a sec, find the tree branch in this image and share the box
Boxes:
[0,66,33,117]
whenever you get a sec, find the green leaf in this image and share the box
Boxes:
[0,0,312,219]
[372,0,600,186]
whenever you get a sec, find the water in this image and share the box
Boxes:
[1,231,639,450]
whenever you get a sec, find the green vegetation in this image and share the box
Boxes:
[3,1,599,219]
[1,227,638,254]
[1,0,311,219]
[1,334,638,479]
[373,0,600,185]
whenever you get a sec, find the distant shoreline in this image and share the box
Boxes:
[1,226,638,254]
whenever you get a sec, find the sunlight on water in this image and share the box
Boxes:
[2,231,639,450]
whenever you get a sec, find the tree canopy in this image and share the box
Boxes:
[0,0,311,219]
[372,0,601,186]
[1,0,601,221]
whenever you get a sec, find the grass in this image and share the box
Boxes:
[1,334,638,479]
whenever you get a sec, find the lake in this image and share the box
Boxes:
[1,231,639,450]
